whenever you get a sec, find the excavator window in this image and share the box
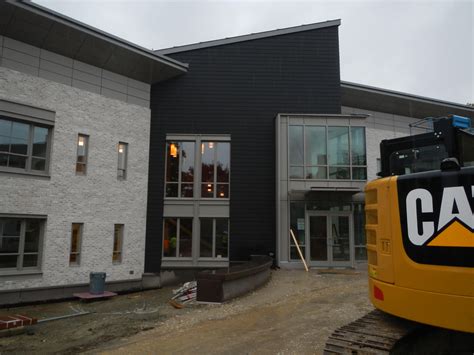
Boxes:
[389,144,449,176]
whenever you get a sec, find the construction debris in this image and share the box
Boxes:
[169,281,197,309]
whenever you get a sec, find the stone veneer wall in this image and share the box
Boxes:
[0,65,150,291]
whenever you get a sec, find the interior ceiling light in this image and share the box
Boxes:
[170,143,178,158]
[78,137,84,146]
[209,142,214,149]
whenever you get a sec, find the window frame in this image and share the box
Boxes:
[162,217,193,259]
[112,224,124,264]
[0,115,53,176]
[164,141,196,198]
[117,142,128,180]
[69,223,83,266]
[199,218,230,260]
[0,216,45,275]
[288,124,367,181]
[164,135,231,200]
[200,141,230,199]
[75,134,89,175]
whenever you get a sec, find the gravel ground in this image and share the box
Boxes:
[98,267,372,354]
[0,266,372,354]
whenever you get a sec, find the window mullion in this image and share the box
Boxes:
[214,142,217,198]
[176,218,180,257]
[349,126,352,180]
[18,220,26,270]
[178,144,182,197]
[27,124,33,172]
[212,219,216,258]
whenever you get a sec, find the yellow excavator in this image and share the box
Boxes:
[325,115,474,353]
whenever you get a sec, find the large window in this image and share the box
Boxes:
[165,142,195,198]
[0,117,51,174]
[200,218,229,258]
[201,142,230,198]
[163,135,230,264]
[163,218,193,258]
[289,125,367,180]
[164,139,230,199]
[0,218,43,272]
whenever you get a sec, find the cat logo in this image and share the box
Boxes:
[406,186,474,247]
[397,168,474,267]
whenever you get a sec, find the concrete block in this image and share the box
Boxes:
[142,273,161,289]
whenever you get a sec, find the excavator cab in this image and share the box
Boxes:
[364,115,474,334]
[378,115,474,177]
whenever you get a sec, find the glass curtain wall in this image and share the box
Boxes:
[289,125,367,180]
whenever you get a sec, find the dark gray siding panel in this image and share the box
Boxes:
[145,26,341,272]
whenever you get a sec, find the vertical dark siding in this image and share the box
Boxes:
[145,26,341,272]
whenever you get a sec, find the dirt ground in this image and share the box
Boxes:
[0,267,372,354]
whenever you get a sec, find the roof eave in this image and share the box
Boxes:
[156,19,341,55]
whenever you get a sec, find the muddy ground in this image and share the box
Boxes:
[0,267,372,354]
[2,266,470,354]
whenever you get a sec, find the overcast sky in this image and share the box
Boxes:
[36,0,473,104]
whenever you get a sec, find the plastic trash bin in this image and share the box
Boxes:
[89,272,106,294]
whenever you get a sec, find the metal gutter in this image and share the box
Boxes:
[156,19,341,55]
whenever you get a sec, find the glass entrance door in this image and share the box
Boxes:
[307,212,354,267]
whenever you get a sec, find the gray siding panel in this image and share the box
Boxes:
[101,87,127,101]
[39,59,73,77]
[72,69,101,86]
[102,69,128,85]
[4,37,40,57]
[40,49,73,67]
[72,79,101,94]
[3,48,39,67]
[127,86,149,100]
[128,78,150,92]
[2,58,38,76]
[73,60,102,76]
[127,95,149,107]
[102,78,127,94]
[38,69,72,86]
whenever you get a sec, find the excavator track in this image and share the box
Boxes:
[324,310,420,354]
